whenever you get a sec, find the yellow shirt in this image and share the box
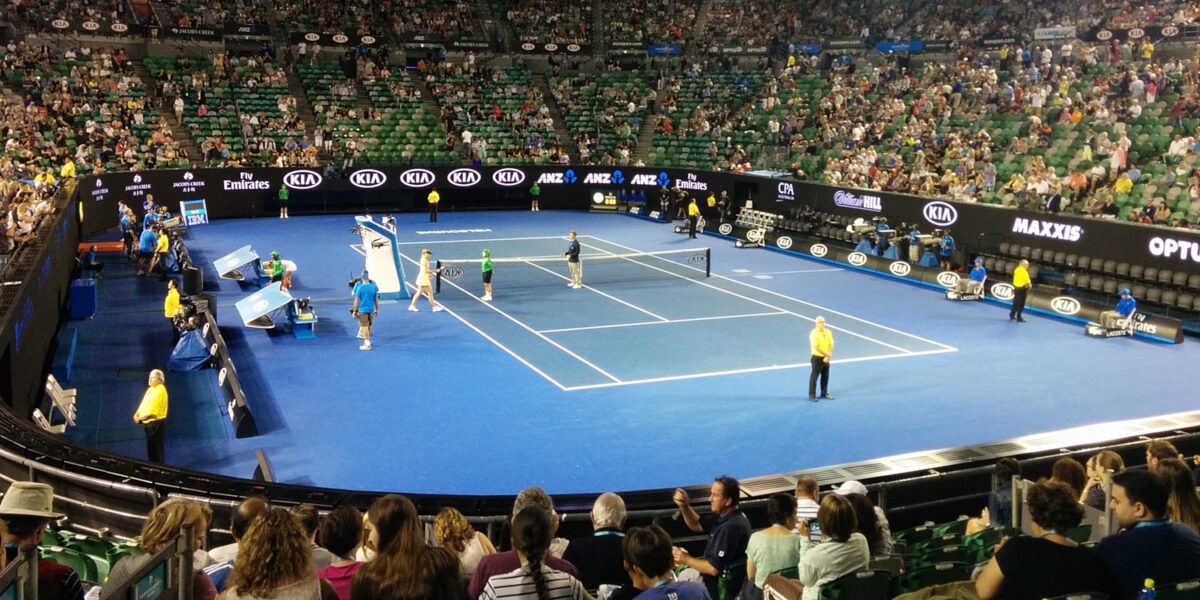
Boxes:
[156,232,169,253]
[810,327,834,358]
[428,190,440,204]
[688,202,700,217]
[706,194,716,208]
[1113,177,1132,194]
[134,384,168,423]
[164,288,180,318]
[1013,266,1031,288]
[60,161,76,178]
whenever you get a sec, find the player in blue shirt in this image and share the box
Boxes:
[351,271,379,350]
[136,226,158,275]
[939,230,955,271]
[1100,288,1137,330]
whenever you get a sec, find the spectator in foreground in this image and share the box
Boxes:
[352,495,463,600]
[1081,450,1124,511]
[480,507,590,600]
[562,492,632,592]
[1097,470,1200,597]
[205,496,271,590]
[0,482,85,600]
[469,487,580,599]
[796,494,868,600]
[291,503,335,570]
[434,506,496,580]
[107,498,217,600]
[1156,458,1200,534]
[793,476,820,543]
[743,494,801,600]
[671,476,752,599]
[316,506,364,600]
[974,480,1120,599]
[832,480,891,554]
[621,526,710,600]
[222,507,337,600]
[1050,457,1088,500]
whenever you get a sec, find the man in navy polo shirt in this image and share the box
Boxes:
[671,475,751,599]
[1097,469,1200,597]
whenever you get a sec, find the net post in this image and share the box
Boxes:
[705,248,711,277]
[435,260,442,293]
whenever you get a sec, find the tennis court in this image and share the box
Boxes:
[398,235,957,391]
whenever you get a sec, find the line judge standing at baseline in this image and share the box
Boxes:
[808,316,834,402]
[427,187,440,222]
[687,197,701,239]
[563,230,582,288]
[133,369,169,463]
[1010,259,1032,322]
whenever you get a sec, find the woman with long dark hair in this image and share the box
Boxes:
[351,495,465,600]
[1157,458,1200,533]
[479,507,592,600]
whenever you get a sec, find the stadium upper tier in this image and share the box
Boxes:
[2,38,1199,225]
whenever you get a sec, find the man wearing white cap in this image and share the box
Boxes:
[0,482,85,599]
[832,480,892,554]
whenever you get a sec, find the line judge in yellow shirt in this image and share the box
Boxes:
[133,369,168,463]
[1010,259,1032,322]
[808,316,834,402]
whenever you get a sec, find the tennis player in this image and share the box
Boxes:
[481,248,494,301]
[563,230,582,289]
[408,249,444,312]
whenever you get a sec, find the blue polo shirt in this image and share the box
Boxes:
[699,510,751,597]
[1116,296,1136,316]
[354,280,379,313]
[633,581,711,600]
[1097,520,1200,598]
[969,266,986,282]
[139,229,158,253]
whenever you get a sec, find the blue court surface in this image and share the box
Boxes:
[73,210,1200,495]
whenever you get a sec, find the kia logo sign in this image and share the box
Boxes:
[400,169,435,187]
[848,252,868,266]
[923,201,958,226]
[544,43,559,52]
[448,168,482,187]
[51,19,69,29]
[1095,30,1113,40]
[283,169,323,189]
[1162,26,1179,37]
[718,223,733,235]
[889,261,913,277]
[936,271,960,287]
[304,33,320,42]
[349,169,387,188]
[332,34,349,44]
[1050,296,1082,315]
[441,266,465,280]
[1127,28,1145,39]
[493,168,525,186]
[810,243,828,258]
[111,23,128,32]
[567,44,581,52]
[777,236,793,250]
[521,42,536,51]
[990,283,1015,300]
[746,229,764,242]
[82,21,100,30]
[361,35,376,44]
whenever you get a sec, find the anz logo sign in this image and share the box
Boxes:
[283,169,322,190]
[349,169,387,189]
[583,170,626,185]
[493,168,526,186]
[629,173,661,186]
[447,169,482,187]
[400,169,436,187]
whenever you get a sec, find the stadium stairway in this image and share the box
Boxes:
[133,60,202,162]
[534,72,580,162]
[592,0,606,55]
[633,112,656,164]
[287,69,324,159]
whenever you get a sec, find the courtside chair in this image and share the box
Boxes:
[818,569,891,600]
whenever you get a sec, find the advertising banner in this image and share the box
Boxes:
[45,17,142,36]
[1033,26,1076,40]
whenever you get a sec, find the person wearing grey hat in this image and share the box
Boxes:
[0,482,85,600]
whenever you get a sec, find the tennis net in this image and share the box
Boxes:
[435,247,711,293]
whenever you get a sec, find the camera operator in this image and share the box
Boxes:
[905,224,922,263]
[873,217,892,256]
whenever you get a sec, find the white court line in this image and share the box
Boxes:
[728,268,844,276]
[522,261,668,322]
[538,311,786,334]
[393,235,567,246]
[397,252,623,384]
[562,347,958,391]
[584,236,958,352]
[350,244,365,256]
[578,237,915,354]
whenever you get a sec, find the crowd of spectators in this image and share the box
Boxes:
[160,0,274,31]
[3,437,1198,600]
[548,70,648,165]
[601,0,694,45]
[506,0,591,47]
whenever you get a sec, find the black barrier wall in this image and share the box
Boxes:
[0,199,80,416]
[79,168,1200,275]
